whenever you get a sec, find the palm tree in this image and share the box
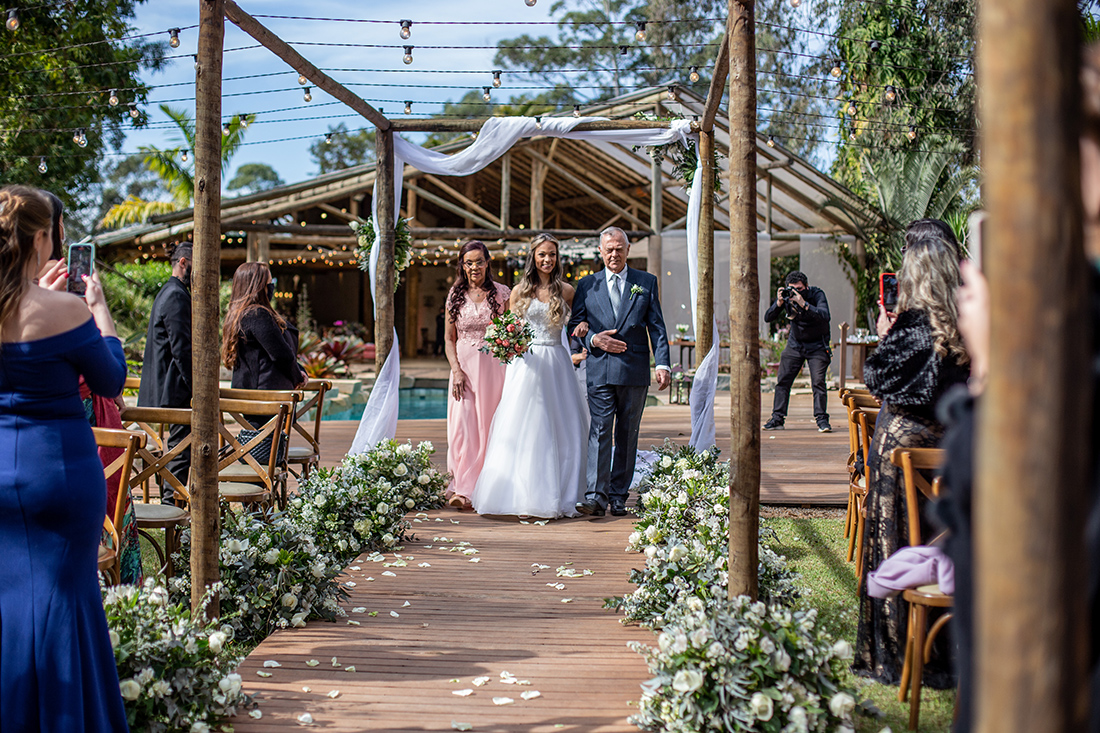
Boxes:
[101,105,254,228]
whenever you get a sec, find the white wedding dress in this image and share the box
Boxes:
[471,299,589,518]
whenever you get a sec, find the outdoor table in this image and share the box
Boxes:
[671,338,696,370]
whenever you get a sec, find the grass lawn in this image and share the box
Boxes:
[763,514,956,733]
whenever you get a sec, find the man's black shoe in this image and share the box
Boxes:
[609,500,628,516]
[763,417,785,430]
[817,420,832,433]
[576,500,605,517]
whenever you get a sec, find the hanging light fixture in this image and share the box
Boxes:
[666,85,676,101]
[168,28,180,48]
[128,102,140,119]
[38,157,47,174]
[325,133,333,145]
[483,87,492,102]
[767,135,776,148]
[492,70,502,88]
[6,8,19,31]
[830,60,842,78]
[399,19,412,40]
[181,149,189,162]
[403,46,414,64]
[884,84,897,102]
[108,89,119,106]
[303,86,312,102]
[404,100,412,115]
[689,66,700,83]
[239,115,249,129]
[573,104,581,118]
[222,122,231,136]
[298,73,308,85]
[525,0,537,6]
[869,40,881,52]
[635,21,647,42]
[535,116,542,129]
[790,0,801,6]
[846,99,857,116]
[907,124,917,141]
[72,128,87,147]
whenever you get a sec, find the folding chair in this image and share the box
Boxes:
[216,398,289,515]
[92,427,145,585]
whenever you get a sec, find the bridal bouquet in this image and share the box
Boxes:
[480,311,534,364]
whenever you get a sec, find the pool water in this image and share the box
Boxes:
[323,387,448,421]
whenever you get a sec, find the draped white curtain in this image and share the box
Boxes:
[349,116,718,454]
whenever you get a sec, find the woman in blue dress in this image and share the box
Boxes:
[0,185,129,731]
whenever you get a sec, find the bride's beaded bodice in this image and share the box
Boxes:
[526,299,563,345]
[454,282,510,348]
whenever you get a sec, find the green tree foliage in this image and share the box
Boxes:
[228,163,284,195]
[308,123,376,174]
[0,2,166,216]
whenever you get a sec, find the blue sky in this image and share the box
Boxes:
[126,0,556,187]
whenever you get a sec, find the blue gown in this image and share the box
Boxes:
[0,318,129,732]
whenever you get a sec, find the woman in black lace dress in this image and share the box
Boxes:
[853,229,970,686]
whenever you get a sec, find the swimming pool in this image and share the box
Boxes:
[323,387,448,421]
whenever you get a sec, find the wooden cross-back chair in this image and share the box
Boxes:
[119,377,167,500]
[117,406,194,577]
[92,427,146,585]
[216,398,290,514]
[842,392,879,554]
[840,391,865,540]
[845,404,879,579]
[285,380,332,480]
[889,446,952,731]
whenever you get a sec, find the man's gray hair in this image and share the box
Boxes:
[600,226,629,245]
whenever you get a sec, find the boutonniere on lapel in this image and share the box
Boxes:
[629,284,645,300]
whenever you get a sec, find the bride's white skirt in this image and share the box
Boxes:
[471,342,589,518]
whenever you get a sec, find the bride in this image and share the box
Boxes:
[472,234,589,518]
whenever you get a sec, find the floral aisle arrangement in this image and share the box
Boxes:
[171,512,348,644]
[351,216,413,290]
[340,438,449,513]
[104,581,248,733]
[480,311,534,364]
[629,597,859,733]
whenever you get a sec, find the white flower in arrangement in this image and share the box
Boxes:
[225,538,244,553]
[759,636,776,655]
[219,674,243,697]
[829,692,856,718]
[667,545,688,563]
[706,641,726,659]
[396,443,413,456]
[699,450,710,460]
[785,705,808,733]
[137,667,155,685]
[150,680,171,698]
[190,722,211,733]
[382,533,396,546]
[119,679,142,701]
[773,647,791,672]
[660,455,673,468]
[311,561,326,579]
[148,587,168,606]
[376,502,390,514]
[263,549,280,565]
[281,593,299,608]
[682,469,703,481]
[628,531,642,545]
[671,633,688,654]
[831,639,854,661]
[671,669,704,693]
[109,630,120,649]
[676,491,688,505]
[644,545,659,560]
[337,539,348,552]
[689,627,710,648]
[394,463,409,476]
[291,611,309,628]
[658,632,672,653]
[644,524,660,541]
[749,692,774,721]
[313,493,326,507]
[405,499,415,509]
[418,473,431,485]
[207,631,227,654]
[676,458,690,471]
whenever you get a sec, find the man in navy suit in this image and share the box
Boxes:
[568,227,671,516]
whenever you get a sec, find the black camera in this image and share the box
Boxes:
[781,285,797,300]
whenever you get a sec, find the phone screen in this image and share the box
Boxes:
[880,272,898,312]
[67,244,94,297]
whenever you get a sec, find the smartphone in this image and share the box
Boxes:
[66,242,94,297]
[879,272,898,312]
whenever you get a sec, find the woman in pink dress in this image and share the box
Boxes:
[444,241,510,509]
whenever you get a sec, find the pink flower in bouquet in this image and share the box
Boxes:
[496,338,504,345]
[506,324,516,333]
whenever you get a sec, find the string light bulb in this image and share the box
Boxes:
[666,85,676,101]
[404,100,412,115]
[907,124,917,141]
[168,28,180,48]
[483,87,491,102]
[303,86,312,102]
[846,99,857,116]
[298,73,307,85]
[181,149,188,162]
[492,70,502,88]
[535,116,542,129]
[767,135,775,148]
[325,133,333,145]
[239,115,249,129]
[399,19,412,40]
[790,0,800,5]
[573,104,580,118]
[128,102,139,119]
[73,128,87,147]
[6,8,18,31]
[830,61,842,78]
[525,0,537,6]
[634,21,646,42]
[38,157,47,174]
[869,40,881,52]
[222,122,231,136]
[403,46,414,64]
[884,85,897,102]
[108,89,119,106]
[689,66,700,83]
[619,45,629,56]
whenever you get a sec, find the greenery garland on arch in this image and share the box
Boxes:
[351,217,413,291]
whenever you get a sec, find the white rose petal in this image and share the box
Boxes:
[471,676,490,687]
[263,660,282,668]
[451,723,473,732]
[402,601,411,607]
[297,712,314,725]
[390,611,400,617]
[306,659,320,667]
[492,697,514,705]
[560,598,572,603]
[452,689,474,697]
[829,692,857,718]
[256,671,272,678]
[249,710,263,719]
[352,607,367,614]
[302,686,311,693]
[108,630,120,649]
[520,690,541,700]
[344,666,356,672]
[832,639,854,661]
[382,571,396,577]
[331,657,340,667]
[347,620,361,626]
[418,562,431,567]
[469,558,480,563]
[327,690,340,699]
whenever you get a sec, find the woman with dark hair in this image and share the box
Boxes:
[853,234,970,687]
[444,240,510,509]
[223,262,303,393]
[0,185,129,730]
[905,218,959,257]
[472,234,589,518]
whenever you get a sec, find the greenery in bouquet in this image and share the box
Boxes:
[105,581,248,733]
[351,216,413,290]
[285,464,413,566]
[629,597,859,733]
[480,311,534,364]
[340,438,449,513]
[170,512,348,644]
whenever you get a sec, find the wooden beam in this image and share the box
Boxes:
[727,0,760,601]
[701,18,732,133]
[975,0,1089,729]
[374,130,396,370]
[405,182,499,231]
[191,0,224,620]
[423,174,501,229]
[697,128,715,355]
[500,152,511,231]
[526,148,651,231]
[222,0,390,131]
[389,118,691,133]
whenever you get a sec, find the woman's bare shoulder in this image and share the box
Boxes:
[4,288,90,342]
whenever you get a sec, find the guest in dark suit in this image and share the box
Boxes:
[222,262,304,394]
[568,226,671,517]
[138,242,193,503]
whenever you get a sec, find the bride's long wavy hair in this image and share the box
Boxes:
[512,233,567,326]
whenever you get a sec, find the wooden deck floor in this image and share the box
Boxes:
[311,390,849,506]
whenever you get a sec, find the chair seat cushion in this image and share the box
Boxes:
[286,446,317,460]
[220,482,270,502]
[133,503,190,526]
[220,462,261,479]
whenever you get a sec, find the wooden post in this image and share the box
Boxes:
[530,150,545,230]
[190,0,224,618]
[975,0,1090,729]
[405,264,420,357]
[649,154,663,287]
[374,129,396,371]
[500,152,511,231]
[697,129,715,356]
[837,322,848,393]
[726,0,760,601]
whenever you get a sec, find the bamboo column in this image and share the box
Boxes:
[697,129,715,356]
[190,0,224,618]
[726,0,760,600]
[500,152,511,231]
[975,0,1090,729]
[374,129,396,371]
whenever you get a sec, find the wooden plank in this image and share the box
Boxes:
[526,148,650,231]
[405,182,500,231]
[423,174,502,229]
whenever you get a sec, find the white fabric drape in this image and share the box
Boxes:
[349,116,707,455]
[683,152,719,451]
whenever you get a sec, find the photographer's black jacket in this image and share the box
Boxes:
[764,285,831,345]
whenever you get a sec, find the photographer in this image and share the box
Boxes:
[763,271,832,432]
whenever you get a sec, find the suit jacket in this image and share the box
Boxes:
[138,276,192,408]
[569,267,670,387]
